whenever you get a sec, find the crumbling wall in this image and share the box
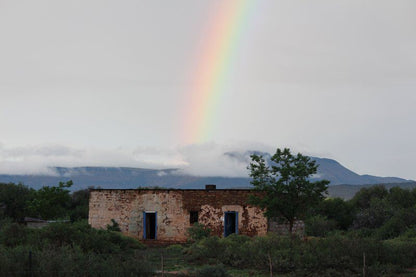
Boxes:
[89,189,268,243]
[89,190,189,242]
[181,190,267,237]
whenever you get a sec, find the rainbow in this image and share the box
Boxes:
[183,0,256,144]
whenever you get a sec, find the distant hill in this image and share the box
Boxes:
[0,154,412,191]
[311,157,408,185]
[328,182,416,200]
[0,167,250,191]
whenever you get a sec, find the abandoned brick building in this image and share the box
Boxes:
[88,185,270,243]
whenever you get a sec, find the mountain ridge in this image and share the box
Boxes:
[0,156,412,191]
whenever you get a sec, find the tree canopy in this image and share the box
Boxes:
[27,180,73,220]
[248,148,329,232]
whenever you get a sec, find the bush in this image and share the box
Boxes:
[220,234,251,267]
[249,234,294,272]
[381,240,416,269]
[375,208,416,240]
[0,246,154,277]
[183,232,416,276]
[185,236,225,264]
[0,221,151,276]
[0,221,32,247]
[396,227,416,240]
[166,244,184,254]
[106,219,121,232]
[186,223,211,242]
[194,264,230,277]
[305,215,337,237]
[313,198,355,230]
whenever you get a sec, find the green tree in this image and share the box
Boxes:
[350,185,388,209]
[69,188,90,221]
[0,183,35,221]
[27,181,73,220]
[315,197,355,230]
[248,148,329,233]
[387,186,416,209]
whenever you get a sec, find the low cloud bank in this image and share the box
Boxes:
[0,142,274,177]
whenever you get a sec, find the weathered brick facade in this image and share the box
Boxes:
[88,188,268,243]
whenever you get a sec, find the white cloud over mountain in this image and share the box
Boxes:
[0,142,273,177]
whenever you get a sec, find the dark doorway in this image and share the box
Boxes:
[143,212,157,239]
[224,212,238,237]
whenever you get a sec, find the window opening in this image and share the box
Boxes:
[190,211,199,224]
[224,211,238,237]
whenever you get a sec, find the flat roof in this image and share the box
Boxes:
[89,188,254,192]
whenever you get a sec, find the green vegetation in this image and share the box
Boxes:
[0,181,153,276]
[182,233,416,276]
[0,220,151,276]
[0,181,89,222]
[168,184,416,276]
[186,222,212,242]
[249,148,329,233]
[1,178,416,276]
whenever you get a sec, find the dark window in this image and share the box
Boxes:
[224,211,238,237]
[190,211,199,224]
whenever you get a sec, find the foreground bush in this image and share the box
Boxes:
[0,245,153,277]
[184,233,416,276]
[186,223,211,242]
[0,221,151,276]
[305,215,337,237]
[193,264,230,277]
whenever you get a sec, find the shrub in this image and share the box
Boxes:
[185,236,225,264]
[0,221,32,247]
[182,232,416,276]
[106,219,121,232]
[220,234,251,267]
[396,227,416,240]
[166,244,184,255]
[250,234,295,272]
[194,264,230,277]
[314,197,355,230]
[381,240,416,269]
[305,215,337,237]
[186,223,211,242]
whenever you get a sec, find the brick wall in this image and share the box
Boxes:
[89,189,268,243]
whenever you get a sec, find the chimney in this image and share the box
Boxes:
[205,184,216,190]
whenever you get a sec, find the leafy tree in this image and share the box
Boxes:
[387,186,415,209]
[248,148,329,233]
[0,183,35,221]
[314,197,355,230]
[350,185,388,209]
[69,188,90,221]
[27,181,73,220]
[352,197,392,229]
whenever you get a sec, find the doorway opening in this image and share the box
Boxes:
[143,212,157,239]
[224,211,238,237]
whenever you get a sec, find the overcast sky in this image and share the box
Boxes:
[1,0,415,180]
